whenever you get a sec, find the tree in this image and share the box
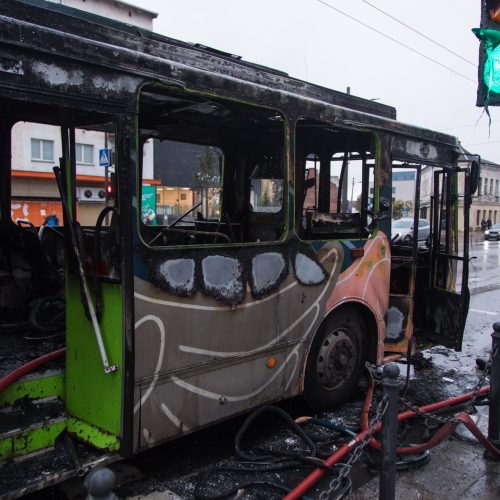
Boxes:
[353,193,362,212]
[260,190,270,206]
[392,199,413,219]
[192,147,220,217]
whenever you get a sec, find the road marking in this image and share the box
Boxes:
[470,308,498,316]
[469,277,483,282]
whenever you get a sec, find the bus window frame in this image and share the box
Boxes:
[136,83,290,251]
[294,119,381,243]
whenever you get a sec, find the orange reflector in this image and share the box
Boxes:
[267,357,277,368]
[351,248,364,259]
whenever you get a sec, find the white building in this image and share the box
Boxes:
[47,0,157,30]
[469,157,500,229]
[11,0,157,226]
[419,155,500,232]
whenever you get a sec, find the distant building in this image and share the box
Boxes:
[10,0,157,226]
[465,156,500,229]
[47,0,157,29]
[392,170,416,204]
[303,171,339,213]
[420,154,500,231]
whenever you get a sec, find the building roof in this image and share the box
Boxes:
[112,0,158,19]
[459,148,500,169]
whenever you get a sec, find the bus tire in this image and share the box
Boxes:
[304,307,366,411]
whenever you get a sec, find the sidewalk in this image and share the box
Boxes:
[350,409,500,499]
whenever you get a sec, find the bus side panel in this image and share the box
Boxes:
[326,233,390,364]
[132,241,344,451]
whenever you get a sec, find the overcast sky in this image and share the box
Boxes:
[129,1,499,164]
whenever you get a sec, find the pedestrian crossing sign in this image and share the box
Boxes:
[99,148,111,167]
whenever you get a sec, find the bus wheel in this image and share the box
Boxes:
[304,308,366,411]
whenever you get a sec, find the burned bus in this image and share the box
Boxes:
[0,0,478,494]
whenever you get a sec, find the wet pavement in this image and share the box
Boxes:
[349,309,500,498]
[350,232,500,500]
[469,231,500,294]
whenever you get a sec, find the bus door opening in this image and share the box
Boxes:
[424,167,471,350]
[385,163,425,354]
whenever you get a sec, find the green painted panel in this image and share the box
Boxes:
[0,420,66,460]
[67,416,120,451]
[65,278,123,436]
[0,374,64,407]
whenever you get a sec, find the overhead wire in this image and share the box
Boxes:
[316,0,477,84]
[464,140,500,146]
[442,120,500,131]
[359,0,477,67]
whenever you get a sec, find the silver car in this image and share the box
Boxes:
[484,223,500,240]
[391,218,431,244]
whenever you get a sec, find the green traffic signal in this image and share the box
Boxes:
[473,27,500,93]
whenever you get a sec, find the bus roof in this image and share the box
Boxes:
[0,0,460,151]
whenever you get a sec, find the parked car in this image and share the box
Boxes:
[391,218,431,244]
[484,223,500,240]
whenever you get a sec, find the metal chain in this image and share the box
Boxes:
[318,397,388,500]
[466,344,498,411]
[318,348,497,500]
[400,344,498,427]
[400,397,458,426]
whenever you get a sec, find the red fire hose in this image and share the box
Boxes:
[284,373,498,500]
[360,374,496,455]
[0,348,66,393]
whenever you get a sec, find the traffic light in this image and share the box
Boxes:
[473,1,500,106]
[106,172,115,200]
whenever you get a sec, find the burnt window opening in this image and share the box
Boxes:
[138,84,286,247]
[295,120,376,240]
[1,105,121,329]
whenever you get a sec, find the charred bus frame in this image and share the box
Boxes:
[0,0,478,493]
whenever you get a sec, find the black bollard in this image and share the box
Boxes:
[487,322,500,460]
[380,363,400,500]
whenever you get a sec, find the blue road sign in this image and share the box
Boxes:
[402,206,409,217]
[99,148,111,167]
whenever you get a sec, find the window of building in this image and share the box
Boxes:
[76,143,94,164]
[490,178,494,195]
[31,138,54,162]
[478,177,482,196]
[496,179,499,195]
[484,177,489,195]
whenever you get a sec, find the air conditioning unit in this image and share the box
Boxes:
[77,187,106,202]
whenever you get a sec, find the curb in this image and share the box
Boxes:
[471,283,500,295]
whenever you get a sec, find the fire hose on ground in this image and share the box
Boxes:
[0,348,66,393]
[284,371,499,500]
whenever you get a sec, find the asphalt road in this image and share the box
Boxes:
[469,232,500,294]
